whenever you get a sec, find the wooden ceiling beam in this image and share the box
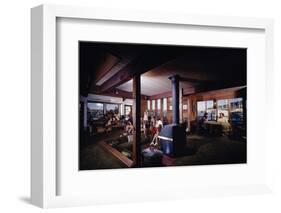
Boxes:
[103,88,148,100]
[188,80,246,96]
[99,48,181,93]
[93,53,120,83]
[149,87,196,100]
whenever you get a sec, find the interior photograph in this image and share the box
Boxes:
[79,42,247,170]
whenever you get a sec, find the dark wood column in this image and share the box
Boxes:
[169,75,180,124]
[132,74,141,167]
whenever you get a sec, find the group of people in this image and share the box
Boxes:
[87,110,121,135]
[200,112,228,123]
[104,111,120,133]
[199,111,228,131]
[143,111,163,146]
[123,111,164,146]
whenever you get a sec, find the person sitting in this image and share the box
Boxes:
[202,112,208,123]
[217,112,228,123]
[198,112,208,133]
[105,117,112,133]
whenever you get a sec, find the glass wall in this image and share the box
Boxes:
[197,100,216,121]
[87,102,120,121]
[196,98,244,123]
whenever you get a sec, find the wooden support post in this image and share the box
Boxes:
[132,74,141,167]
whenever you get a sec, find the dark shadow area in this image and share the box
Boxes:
[18,196,31,205]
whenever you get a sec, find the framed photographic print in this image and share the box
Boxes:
[31,4,274,208]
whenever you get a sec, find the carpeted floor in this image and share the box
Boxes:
[174,134,246,166]
[79,129,246,170]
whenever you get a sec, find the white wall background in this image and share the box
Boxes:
[0,0,280,212]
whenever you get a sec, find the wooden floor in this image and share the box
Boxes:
[99,141,134,167]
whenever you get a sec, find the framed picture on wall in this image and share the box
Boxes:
[31,4,274,208]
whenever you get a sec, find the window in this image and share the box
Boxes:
[206,100,216,120]
[157,99,161,110]
[197,98,244,123]
[105,103,119,114]
[87,102,104,120]
[230,98,243,111]
[147,100,151,110]
[163,98,168,117]
[206,100,214,110]
[197,101,206,117]
[197,100,216,121]
[229,98,243,123]
[163,98,167,111]
[217,99,229,120]
[152,100,155,110]
[87,102,120,121]
[217,99,228,109]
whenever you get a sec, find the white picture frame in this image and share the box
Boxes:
[31,4,274,208]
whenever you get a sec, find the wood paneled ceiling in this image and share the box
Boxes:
[79,42,246,98]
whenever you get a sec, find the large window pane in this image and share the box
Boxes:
[88,102,104,120]
[163,98,167,111]
[197,101,206,118]
[206,100,214,120]
[229,98,243,123]
[106,104,119,114]
[217,99,229,121]
[217,99,228,110]
[197,100,216,121]
[230,98,243,111]
[206,100,214,109]
[157,99,161,110]
[152,100,155,110]
[147,100,150,110]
